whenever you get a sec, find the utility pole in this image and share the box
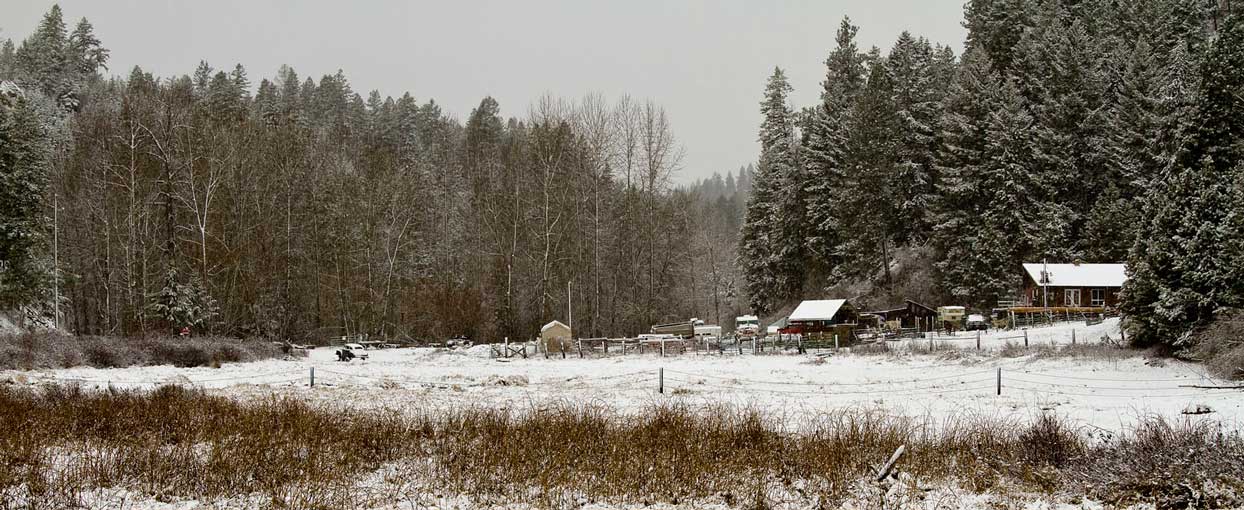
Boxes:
[1041,259,1049,308]
[567,279,572,333]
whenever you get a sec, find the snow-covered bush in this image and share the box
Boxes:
[148,269,219,334]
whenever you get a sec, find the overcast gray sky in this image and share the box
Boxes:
[1,0,967,183]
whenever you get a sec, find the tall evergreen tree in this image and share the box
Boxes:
[0,82,52,308]
[886,31,941,243]
[933,49,998,305]
[67,18,108,80]
[803,18,866,288]
[740,68,803,313]
[14,4,68,98]
[963,0,1037,73]
[1124,13,1244,346]
[1015,14,1107,259]
[835,54,901,285]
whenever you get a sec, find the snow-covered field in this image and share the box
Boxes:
[6,318,1242,431]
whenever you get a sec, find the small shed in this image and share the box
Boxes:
[865,300,938,332]
[540,320,573,353]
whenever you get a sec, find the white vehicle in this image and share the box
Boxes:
[693,325,722,337]
[336,343,369,362]
[735,315,760,336]
[965,314,988,331]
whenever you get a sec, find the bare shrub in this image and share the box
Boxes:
[1074,418,1244,508]
[999,341,1027,358]
[0,333,286,370]
[1187,308,1244,380]
[1031,342,1144,361]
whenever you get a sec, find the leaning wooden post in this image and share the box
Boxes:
[875,445,907,482]
[658,367,664,394]
[996,368,1002,396]
[310,367,315,387]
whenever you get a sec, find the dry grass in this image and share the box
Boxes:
[0,332,295,370]
[1,385,1241,509]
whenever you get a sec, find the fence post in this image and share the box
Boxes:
[310,367,315,387]
[659,367,664,394]
[577,339,583,358]
[798,336,804,354]
[976,330,981,350]
[561,338,567,359]
[1071,329,1076,346]
[661,340,666,357]
[504,336,510,359]
[1023,329,1029,348]
[834,334,839,350]
[928,335,934,351]
[996,368,1001,396]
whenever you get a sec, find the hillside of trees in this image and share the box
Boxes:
[0,5,753,341]
[4,2,1242,349]
[740,0,1244,346]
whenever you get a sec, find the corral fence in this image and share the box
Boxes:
[37,363,1243,405]
[494,333,836,360]
[490,319,1126,360]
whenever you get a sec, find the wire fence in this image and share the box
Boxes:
[27,362,1240,405]
[491,318,1127,361]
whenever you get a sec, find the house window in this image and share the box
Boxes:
[1064,289,1081,307]
[1091,289,1105,307]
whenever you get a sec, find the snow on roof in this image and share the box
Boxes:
[736,315,758,321]
[1022,263,1127,288]
[541,320,569,332]
[789,300,849,322]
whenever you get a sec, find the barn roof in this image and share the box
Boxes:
[1022,263,1127,288]
[789,299,849,321]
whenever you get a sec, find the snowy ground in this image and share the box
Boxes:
[5,318,1242,431]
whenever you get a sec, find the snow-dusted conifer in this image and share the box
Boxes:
[740,68,803,313]
[1124,13,1244,346]
[803,18,865,287]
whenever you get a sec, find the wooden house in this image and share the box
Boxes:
[865,300,938,332]
[1020,263,1126,310]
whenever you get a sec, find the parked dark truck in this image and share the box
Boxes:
[650,318,703,338]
